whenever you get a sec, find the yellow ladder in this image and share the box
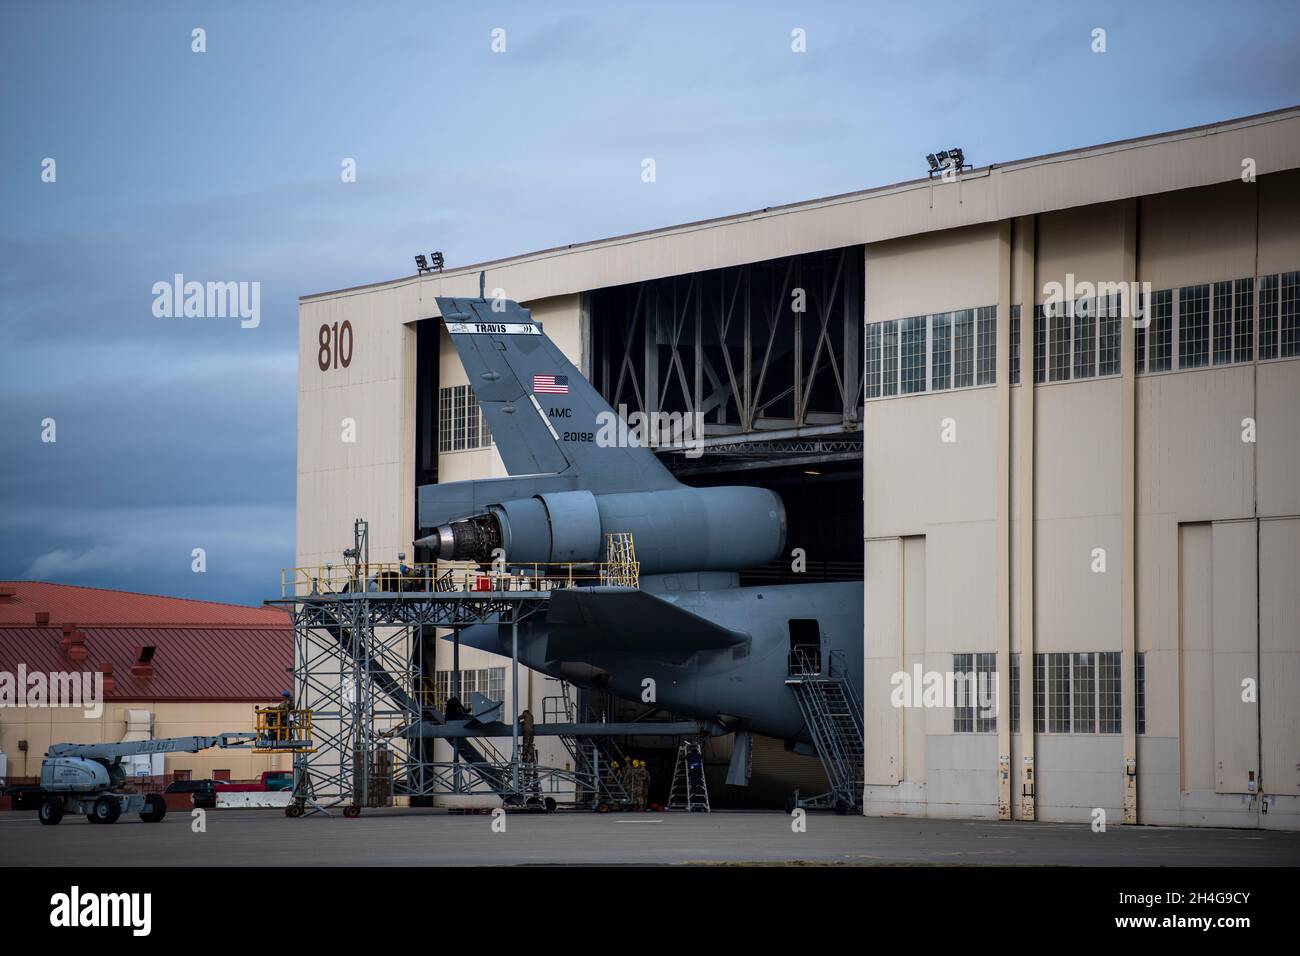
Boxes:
[601,532,639,588]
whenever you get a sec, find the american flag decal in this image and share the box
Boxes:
[533,374,569,394]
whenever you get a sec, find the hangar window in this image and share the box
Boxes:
[1033,305,1047,383]
[976,306,997,385]
[1072,652,1096,733]
[953,309,976,388]
[1178,284,1211,369]
[881,320,899,396]
[1281,270,1300,357]
[865,306,998,400]
[1146,290,1173,372]
[1098,294,1122,376]
[1073,299,1097,379]
[1232,278,1254,363]
[1212,281,1234,365]
[1010,653,1020,733]
[900,316,927,394]
[931,312,952,390]
[865,322,882,398]
[1048,303,1072,382]
[437,385,492,453]
[1135,652,1146,735]
[1259,274,1279,360]
[952,653,998,733]
[1098,652,1122,734]
[1010,305,1021,385]
[1029,651,1140,735]
[433,666,506,707]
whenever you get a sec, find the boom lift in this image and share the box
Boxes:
[35,733,262,826]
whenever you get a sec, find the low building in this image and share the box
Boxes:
[0,581,292,785]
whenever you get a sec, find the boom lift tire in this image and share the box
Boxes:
[38,797,64,826]
[139,794,167,823]
[89,795,121,825]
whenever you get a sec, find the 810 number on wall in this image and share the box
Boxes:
[318,321,354,371]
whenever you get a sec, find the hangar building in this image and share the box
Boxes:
[297,107,1300,827]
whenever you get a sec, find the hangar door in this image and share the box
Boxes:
[1178,521,1258,795]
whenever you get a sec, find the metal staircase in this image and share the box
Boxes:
[785,646,863,813]
[544,684,632,808]
[667,740,710,812]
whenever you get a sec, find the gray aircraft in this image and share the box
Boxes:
[417,295,864,809]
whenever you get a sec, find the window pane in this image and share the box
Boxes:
[1234,278,1254,363]
[438,386,452,453]
[1099,294,1121,376]
[1072,652,1095,734]
[452,385,467,450]
[1135,652,1146,736]
[1033,306,1047,384]
[952,653,973,733]
[1048,653,1070,733]
[953,309,975,387]
[931,313,951,391]
[900,316,926,394]
[1010,305,1021,385]
[470,390,486,447]
[1212,281,1233,365]
[1147,290,1172,372]
[882,321,899,396]
[1178,284,1210,369]
[1049,303,1071,381]
[1034,654,1046,733]
[1259,275,1279,360]
[865,323,882,398]
[976,306,997,385]
[975,652,997,733]
[1282,270,1300,358]
[1073,298,1096,379]
[1098,652,1121,734]
[1010,653,1020,734]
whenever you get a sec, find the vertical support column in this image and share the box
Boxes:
[1120,198,1139,825]
[645,286,659,417]
[995,221,1013,820]
[1016,215,1037,821]
[793,259,804,426]
[843,251,861,428]
[452,629,461,792]
[511,617,520,792]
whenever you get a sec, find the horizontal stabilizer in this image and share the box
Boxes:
[545,587,749,665]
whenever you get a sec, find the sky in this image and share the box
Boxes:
[1,0,1298,606]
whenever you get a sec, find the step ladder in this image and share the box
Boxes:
[667,740,710,812]
[785,646,864,813]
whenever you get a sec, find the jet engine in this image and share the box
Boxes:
[419,485,786,575]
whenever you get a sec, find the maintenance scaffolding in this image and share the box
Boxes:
[270,520,696,817]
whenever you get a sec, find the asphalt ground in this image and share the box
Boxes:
[4,807,1299,866]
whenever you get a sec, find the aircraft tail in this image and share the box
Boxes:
[436,296,679,493]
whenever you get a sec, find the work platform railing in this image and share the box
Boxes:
[281,555,640,598]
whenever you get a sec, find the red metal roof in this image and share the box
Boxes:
[0,581,288,628]
[0,582,291,702]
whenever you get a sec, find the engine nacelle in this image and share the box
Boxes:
[420,485,786,575]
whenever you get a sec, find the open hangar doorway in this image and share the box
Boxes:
[585,246,865,807]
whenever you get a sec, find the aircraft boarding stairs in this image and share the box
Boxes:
[785,646,864,814]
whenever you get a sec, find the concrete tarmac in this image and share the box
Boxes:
[4,808,1299,866]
